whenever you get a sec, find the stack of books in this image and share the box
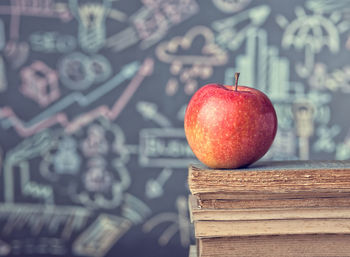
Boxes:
[187,160,350,257]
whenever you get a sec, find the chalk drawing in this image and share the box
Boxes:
[0,19,5,51]
[336,132,350,160]
[212,5,270,51]
[69,0,111,53]
[156,26,227,95]
[277,6,344,78]
[0,203,90,237]
[58,52,95,90]
[143,196,191,247]
[29,32,77,53]
[263,129,298,160]
[81,124,109,157]
[212,0,252,13]
[4,41,29,69]
[73,214,132,257]
[0,0,72,23]
[0,61,139,137]
[4,131,52,202]
[0,56,7,92]
[225,28,291,101]
[106,0,198,51]
[20,61,60,107]
[145,168,173,199]
[19,161,54,203]
[83,157,113,193]
[65,58,153,134]
[293,102,315,160]
[136,101,172,127]
[313,124,341,153]
[139,128,196,168]
[309,63,350,93]
[177,104,187,121]
[122,193,151,224]
[89,55,112,84]
[0,240,10,256]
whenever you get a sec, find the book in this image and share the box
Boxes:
[188,160,350,209]
[194,218,350,238]
[197,234,350,257]
[189,194,350,221]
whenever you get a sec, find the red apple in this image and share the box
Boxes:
[184,73,277,169]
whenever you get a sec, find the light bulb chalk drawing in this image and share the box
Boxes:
[145,168,173,199]
[0,60,140,137]
[212,5,270,52]
[69,0,111,53]
[156,26,228,95]
[143,196,191,247]
[212,0,252,13]
[20,61,60,107]
[276,6,347,78]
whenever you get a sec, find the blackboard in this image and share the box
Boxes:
[0,0,349,256]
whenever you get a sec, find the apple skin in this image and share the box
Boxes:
[184,83,277,169]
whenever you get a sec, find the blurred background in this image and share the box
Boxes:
[0,0,349,256]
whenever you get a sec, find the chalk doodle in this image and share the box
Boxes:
[313,124,341,153]
[143,196,191,247]
[20,61,60,107]
[69,0,111,53]
[276,6,347,78]
[264,129,298,160]
[0,19,5,51]
[156,26,228,95]
[212,5,270,52]
[73,214,132,257]
[3,131,52,203]
[0,56,7,92]
[4,41,29,69]
[145,168,173,199]
[0,60,140,137]
[225,27,291,100]
[59,52,112,90]
[136,101,172,127]
[212,0,252,13]
[40,136,81,181]
[293,102,315,160]
[139,128,196,168]
[29,32,77,53]
[106,0,199,51]
[336,131,350,160]
[309,63,350,93]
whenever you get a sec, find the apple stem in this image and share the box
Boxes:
[235,72,240,91]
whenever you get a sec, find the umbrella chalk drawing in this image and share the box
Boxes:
[212,0,252,13]
[276,6,348,78]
